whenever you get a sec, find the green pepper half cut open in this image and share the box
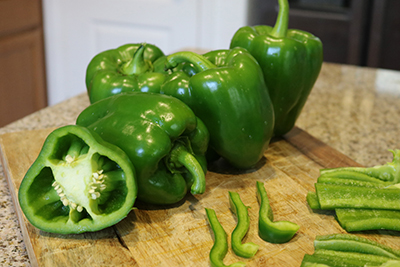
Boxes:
[18,125,137,234]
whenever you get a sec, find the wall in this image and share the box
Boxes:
[43,0,250,106]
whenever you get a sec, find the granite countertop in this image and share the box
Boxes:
[1,62,400,266]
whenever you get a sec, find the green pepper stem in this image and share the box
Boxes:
[270,0,289,38]
[170,144,206,195]
[177,149,206,195]
[120,44,151,75]
[66,138,84,161]
[165,51,216,73]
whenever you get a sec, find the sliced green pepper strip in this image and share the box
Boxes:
[228,191,259,258]
[302,234,400,267]
[317,175,389,188]
[312,249,396,267]
[314,234,400,259]
[306,191,321,210]
[315,183,400,210]
[300,259,330,267]
[335,208,400,232]
[320,150,400,184]
[205,208,246,267]
[256,181,300,243]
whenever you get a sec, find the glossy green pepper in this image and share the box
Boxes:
[85,43,166,103]
[76,92,209,205]
[163,48,275,169]
[18,125,137,234]
[230,0,323,136]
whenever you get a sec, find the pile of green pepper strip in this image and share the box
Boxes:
[307,149,400,232]
[301,234,400,267]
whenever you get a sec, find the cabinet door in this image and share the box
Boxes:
[0,28,47,127]
[43,0,248,105]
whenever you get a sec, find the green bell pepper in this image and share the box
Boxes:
[85,43,166,103]
[76,92,209,205]
[18,125,137,234]
[230,0,323,136]
[163,48,275,169]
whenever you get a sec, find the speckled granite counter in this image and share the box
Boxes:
[1,62,400,266]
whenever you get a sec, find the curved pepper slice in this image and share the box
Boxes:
[164,48,274,169]
[230,0,323,137]
[256,181,299,243]
[228,191,259,258]
[18,125,137,234]
[77,92,209,205]
[205,208,246,267]
[85,43,166,103]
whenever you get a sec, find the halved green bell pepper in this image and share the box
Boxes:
[85,43,166,103]
[76,92,209,205]
[230,0,323,136]
[18,125,137,234]
[163,48,275,169]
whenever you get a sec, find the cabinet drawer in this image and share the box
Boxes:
[0,0,42,37]
[0,28,47,127]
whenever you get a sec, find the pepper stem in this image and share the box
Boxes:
[165,51,216,73]
[65,138,85,162]
[120,44,151,75]
[270,0,289,38]
[170,144,206,195]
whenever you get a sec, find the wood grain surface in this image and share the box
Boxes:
[1,127,399,267]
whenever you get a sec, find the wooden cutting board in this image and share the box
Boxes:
[1,127,399,267]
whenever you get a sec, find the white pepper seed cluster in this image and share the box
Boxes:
[89,170,106,200]
[65,154,75,164]
[51,181,83,212]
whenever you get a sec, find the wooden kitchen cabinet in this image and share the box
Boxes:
[249,0,370,65]
[0,0,47,127]
[249,0,400,71]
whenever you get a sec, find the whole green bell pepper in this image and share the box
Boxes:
[18,125,137,234]
[85,43,166,103]
[163,48,275,169]
[76,92,209,205]
[230,0,323,136]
